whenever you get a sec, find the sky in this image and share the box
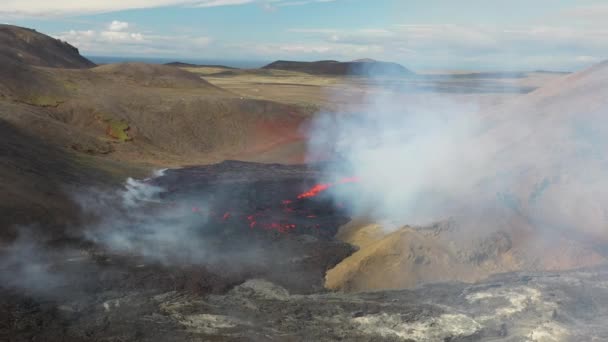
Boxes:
[1,0,607,71]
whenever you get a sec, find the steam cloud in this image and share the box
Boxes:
[78,172,228,265]
[307,68,608,240]
[0,229,67,295]
[307,87,493,228]
[0,168,291,296]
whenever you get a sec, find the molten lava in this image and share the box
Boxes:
[222,212,231,221]
[297,177,360,199]
[186,176,359,234]
[297,183,331,199]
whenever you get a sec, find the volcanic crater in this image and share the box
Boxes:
[3,22,608,341]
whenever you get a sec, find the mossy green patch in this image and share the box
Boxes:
[105,120,132,142]
[24,95,63,107]
[62,80,79,92]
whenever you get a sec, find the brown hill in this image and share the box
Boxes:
[0,60,309,166]
[0,26,314,235]
[0,55,68,105]
[0,24,95,68]
[262,59,413,76]
[326,219,604,292]
[93,62,225,89]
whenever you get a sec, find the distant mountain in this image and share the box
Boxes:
[351,58,378,63]
[262,59,413,76]
[0,24,95,68]
[164,61,237,69]
[94,62,226,89]
[533,70,571,75]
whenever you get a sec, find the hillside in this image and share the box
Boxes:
[93,62,226,89]
[0,26,313,234]
[0,60,310,163]
[0,24,95,68]
[262,59,413,76]
[326,218,604,292]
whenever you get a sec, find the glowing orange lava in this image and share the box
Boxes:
[222,212,231,221]
[297,177,360,199]
[186,176,359,234]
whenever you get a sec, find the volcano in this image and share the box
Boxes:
[3,21,608,342]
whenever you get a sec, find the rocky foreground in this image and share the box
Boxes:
[3,266,608,341]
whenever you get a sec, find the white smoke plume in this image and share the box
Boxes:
[121,177,165,207]
[0,170,174,295]
[307,65,608,241]
[75,168,273,267]
[307,87,494,228]
[77,169,207,263]
[0,229,67,294]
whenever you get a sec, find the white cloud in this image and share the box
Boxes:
[108,20,129,31]
[56,22,211,56]
[286,24,608,70]
[12,1,602,70]
[278,44,331,53]
[193,0,254,8]
[0,0,338,17]
[556,4,608,26]
[100,31,144,42]
[275,0,336,6]
[576,55,601,63]
[234,41,384,61]
[57,20,606,71]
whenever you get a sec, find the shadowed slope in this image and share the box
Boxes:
[0,25,95,69]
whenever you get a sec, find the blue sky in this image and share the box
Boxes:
[2,0,607,70]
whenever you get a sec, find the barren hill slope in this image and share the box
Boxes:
[0,56,309,167]
[0,24,95,68]
[93,63,226,90]
[0,55,68,105]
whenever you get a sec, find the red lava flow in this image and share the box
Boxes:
[189,177,360,234]
[297,177,360,199]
